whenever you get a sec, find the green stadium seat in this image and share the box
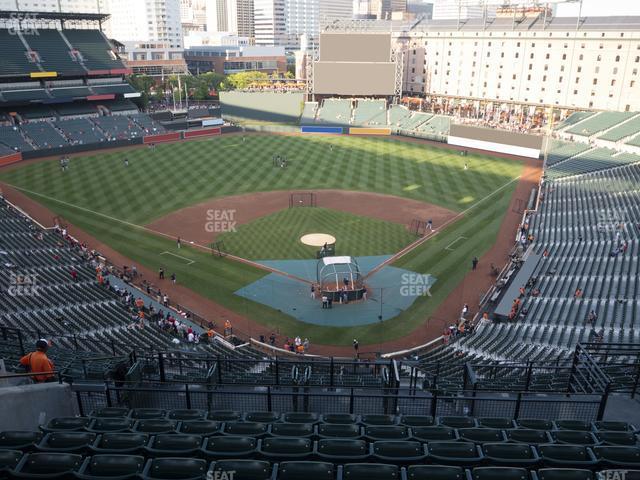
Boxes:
[36,432,96,453]
[593,421,634,432]
[593,445,640,469]
[322,414,359,424]
[90,433,150,454]
[211,460,272,480]
[245,411,281,423]
[0,449,22,474]
[177,420,221,436]
[0,431,43,451]
[207,411,242,422]
[458,428,507,443]
[316,439,369,462]
[370,440,427,464]
[471,467,529,480]
[538,444,597,468]
[87,418,134,433]
[426,441,484,466]
[145,434,203,457]
[167,409,205,421]
[439,416,478,428]
[276,461,335,480]
[132,420,178,434]
[129,409,166,420]
[40,417,91,433]
[340,463,401,480]
[201,436,257,460]
[360,415,397,426]
[283,412,320,424]
[555,420,592,431]
[411,426,458,442]
[481,443,540,467]
[141,457,208,480]
[258,437,313,460]
[317,423,362,439]
[223,422,269,437]
[506,429,553,445]
[479,418,516,429]
[399,415,434,427]
[516,419,556,430]
[270,422,315,437]
[595,431,638,446]
[551,430,599,445]
[364,426,410,441]
[90,408,130,418]
[12,452,83,478]
[536,468,594,480]
[76,454,145,479]
[408,465,467,480]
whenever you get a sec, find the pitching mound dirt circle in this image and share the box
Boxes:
[146,189,457,246]
[300,233,336,247]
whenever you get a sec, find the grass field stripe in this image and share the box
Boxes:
[159,251,196,265]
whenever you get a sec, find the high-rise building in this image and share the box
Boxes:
[432,0,495,20]
[206,0,255,38]
[353,0,405,20]
[254,0,287,47]
[285,0,352,49]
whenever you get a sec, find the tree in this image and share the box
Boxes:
[222,71,270,90]
[128,74,154,95]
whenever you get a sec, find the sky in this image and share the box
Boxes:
[556,0,640,17]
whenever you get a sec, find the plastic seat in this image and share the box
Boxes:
[364,426,410,441]
[276,461,335,480]
[555,420,592,431]
[245,411,281,423]
[360,415,397,426]
[516,419,555,430]
[223,422,269,437]
[177,420,221,436]
[340,463,401,480]
[472,467,530,480]
[207,410,242,422]
[536,468,594,480]
[145,434,203,457]
[321,413,358,424]
[12,452,83,478]
[478,418,516,429]
[40,417,91,433]
[506,429,553,445]
[317,423,361,439]
[90,408,130,418]
[371,440,427,465]
[167,409,205,421]
[201,436,257,460]
[551,430,599,445]
[596,431,638,446]
[0,449,22,474]
[411,426,458,442]
[258,437,313,461]
[129,409,166,420]
[132,420,177,434]
[36,432,96,453]
[0,431,43,451]
[400,415,434,427]
[211,460,272,480]
[270,422,315,438]
[593,445,640,469]
[538,444,597,467]
[87,418,134,433]
[141,457,208,480]
[426,441,484,466]
[439,416,477,428]
[458,428,507,443]
[90,433,150,454]
[406,465,466,480]
[76,454,144,479]
[482,443,540,467]
[283,412,320,424]
[316,439,369,462]
[593,421,634,432]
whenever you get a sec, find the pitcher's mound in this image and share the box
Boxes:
[300,233,336,247]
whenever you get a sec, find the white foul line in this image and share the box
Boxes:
[160,251,195,265]
[445,236,468,251]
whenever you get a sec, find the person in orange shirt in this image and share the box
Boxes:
[135,298,145,310]
[224,319,232,336]
[19,339,55,383]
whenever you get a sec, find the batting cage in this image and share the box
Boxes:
[317,256,365,301]
[211,240,227,257]
[409,219,427,236]
[289,192,317,208]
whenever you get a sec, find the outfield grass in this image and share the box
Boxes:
[0,135,523,346]
[217,207,416,260]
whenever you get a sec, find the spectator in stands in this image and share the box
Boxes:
[224,319,232,336]
[574,288,583,299]
[269,332,276,346]
[19,339,55,383]
[70,268,78,282]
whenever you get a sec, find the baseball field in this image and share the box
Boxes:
[0,134,524,347]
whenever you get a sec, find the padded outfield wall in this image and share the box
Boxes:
[220,91,305,124]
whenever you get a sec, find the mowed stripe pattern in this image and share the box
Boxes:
[0,135,521,225]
